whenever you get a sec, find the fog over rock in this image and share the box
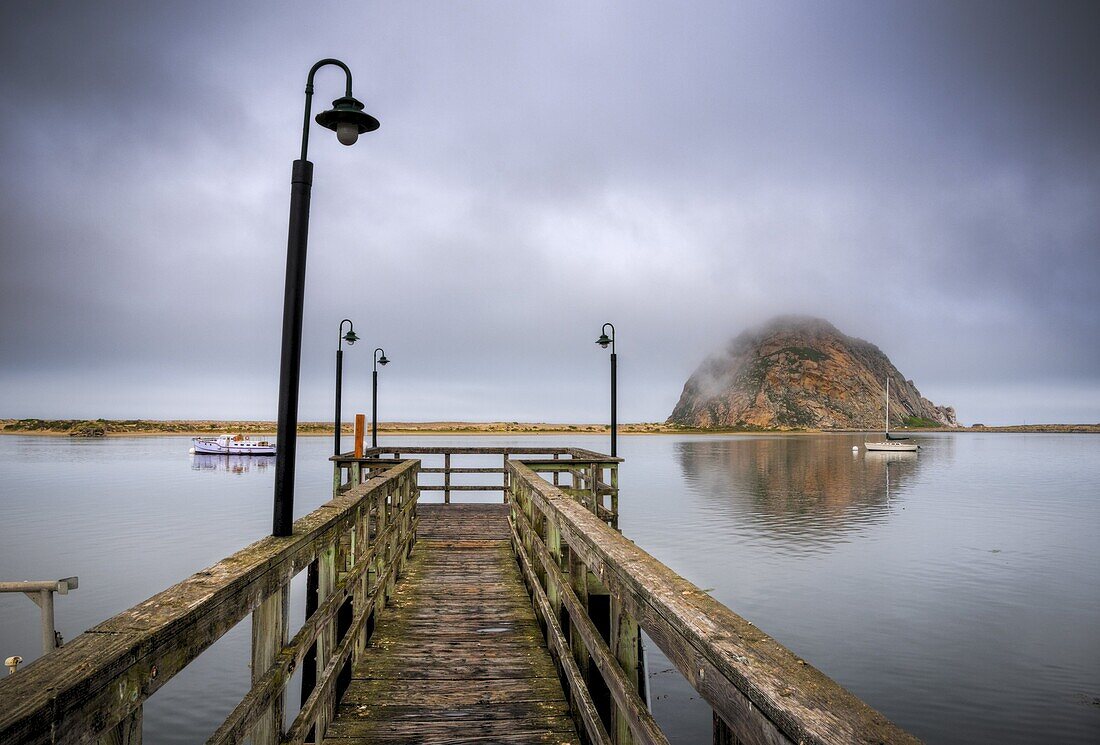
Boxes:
[669,316,957,430]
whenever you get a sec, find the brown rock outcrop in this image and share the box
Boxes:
[668,316,957,429]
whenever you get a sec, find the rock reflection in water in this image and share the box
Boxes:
[675,436,929,544]
[190,453,273,474]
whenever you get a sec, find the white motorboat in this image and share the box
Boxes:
[865,378,919,452]
[191,435,276,456]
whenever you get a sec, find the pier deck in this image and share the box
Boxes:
[323,504,579,744]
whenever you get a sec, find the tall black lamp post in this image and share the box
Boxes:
[596,323,617,457]
[372,348,390,448]
[334,319,359,456]
[272,59,379,537]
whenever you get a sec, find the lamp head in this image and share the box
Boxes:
[343,329,359,345]
[315,95,380,146]
[596,333,612,348]
[378,354,390,366]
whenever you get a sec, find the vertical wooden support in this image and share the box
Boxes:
[313,542,337,740]
[713,711,739,744]
[552,453,560,486]
[610,464,619,530]
[610,596,639,745]
[444,452,451,504]
[97,707,142,745]
[568,546,590,680]
[379,487,396,604]
[406,473,417,558]
[545,517,563,625]
[373,491,387,609]
[354,503,371,656]
[250,585,288,744]
[332,463,343,497]
[502,453,509,503]
[589,464,599,516]
[354,414,364,458]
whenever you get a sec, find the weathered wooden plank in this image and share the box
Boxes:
[322,504,579,745]
[249,585,287,745]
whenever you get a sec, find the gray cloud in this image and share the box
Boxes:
[2,1,1098,425]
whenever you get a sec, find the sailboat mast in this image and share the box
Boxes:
[885,378,890,435]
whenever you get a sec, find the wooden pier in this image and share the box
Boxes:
[0,446,919,744]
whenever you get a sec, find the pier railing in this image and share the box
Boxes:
[506,458,919,745]
[1,444,917,744]
[0,458,419,745]
[333,446,621,526]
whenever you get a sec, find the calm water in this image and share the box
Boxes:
[1,433,1098,743]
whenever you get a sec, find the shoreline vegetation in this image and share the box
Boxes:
[2,418,1097,438]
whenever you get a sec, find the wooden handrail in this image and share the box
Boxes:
[0,459,420,745]
[507,460,919,745]
[331,448,620,522]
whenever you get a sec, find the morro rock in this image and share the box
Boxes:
[668,316,957,430]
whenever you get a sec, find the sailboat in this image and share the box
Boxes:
[865,378,919,452]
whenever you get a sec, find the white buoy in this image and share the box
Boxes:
[189,447,196,454]
[852,446,859,452]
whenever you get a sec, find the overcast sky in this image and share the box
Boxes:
[1,2,1097,425]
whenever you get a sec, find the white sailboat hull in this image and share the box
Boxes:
[864,441,919,452]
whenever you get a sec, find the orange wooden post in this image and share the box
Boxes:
[354,414,365,458]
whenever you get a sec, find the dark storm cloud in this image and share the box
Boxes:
[1,1,1098,425]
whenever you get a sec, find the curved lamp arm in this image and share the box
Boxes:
[338,318,355,350]
[599,322,616,354]
[374,347,389,372]
[300,59,354,161]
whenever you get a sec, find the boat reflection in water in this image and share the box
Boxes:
[673,436,937,549]
[190,453,273,475]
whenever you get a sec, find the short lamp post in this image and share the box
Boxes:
[596,323,617,457]
[272,59,379,537]
[372,348,390,448]
[334,319,359,456]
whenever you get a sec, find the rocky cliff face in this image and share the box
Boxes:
[668,316,957,430]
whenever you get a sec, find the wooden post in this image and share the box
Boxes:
[97,707,142,745]
[444,452,451,504]
[313,543,337,739]
[567,546,589,680]
[610,463,619,530]
[502,453,509,503]
[354,503,371,657]
[589,464,598,516]
[546,518,563,626]
[552,452,560,486]
[332,463,343,497]
[354,414,364,458]
[610,596,639,745]
[387,483,400,597]
[713,712,739,744]
[250,585,288,744]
